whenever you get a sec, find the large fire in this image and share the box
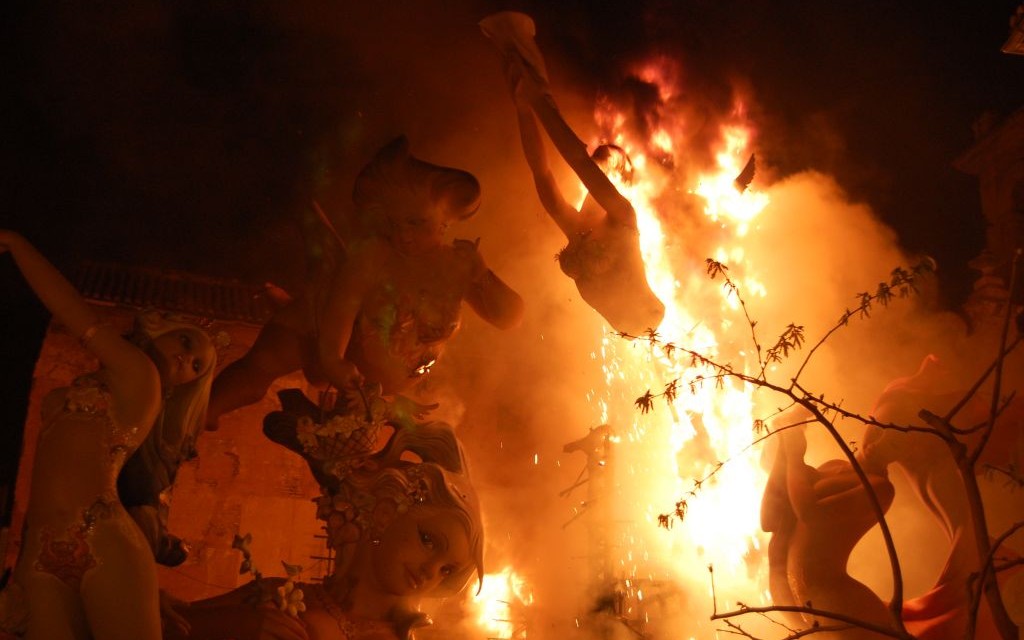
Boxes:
[472,566,535,639]
[470,58,780,638]
[595,78,773,636]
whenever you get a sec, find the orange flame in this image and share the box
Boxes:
[588,59,773,634]
[470,567,534,639]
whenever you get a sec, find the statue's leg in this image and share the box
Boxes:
[16,574,87,640]
[14,530,91,640]
[79,512,161,640]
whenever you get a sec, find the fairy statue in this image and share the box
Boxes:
[762,423,897,638]
[204,135,524,431]
[165,390,483,640]
[762,394,1008,639]
[481,11,666,336]
[0,230,216,640]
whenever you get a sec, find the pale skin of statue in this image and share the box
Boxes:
[205,138,524,431]
[165,422,483,640]
[762,413,1000,639]
[861,355,1008,638]
[762,426,896,639]
[497,42,665,336]
[0,230,215,640]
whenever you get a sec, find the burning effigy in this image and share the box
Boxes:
[1,6,1023,640]
[459,11,1023,640]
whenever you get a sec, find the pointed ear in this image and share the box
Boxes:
[134,308,164,332]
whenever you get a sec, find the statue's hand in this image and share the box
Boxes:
[504,53,528,101]
[452,237,487,281]
[158,589,191,638]
[390,393,440,427]
[504,52,546,106]
[0,229,25,255]
[249,602,310,640]
[328,359,365,394]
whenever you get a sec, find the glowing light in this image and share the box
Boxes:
[471,567,534,639]
[586,56,773,634]
[478,55,778,640]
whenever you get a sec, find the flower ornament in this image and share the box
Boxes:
[296,416,319,451]
[231,533,307,617]
[64,377,111,415]
[407,480,428,510]
[232,533,257,577]
[321,414,361,439]
[212,330,231,350]
[316,490,363,547]
[274,573,305,618]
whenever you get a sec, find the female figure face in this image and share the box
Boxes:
[368,504,472,598]
[384,205,449,255]
[149,328,216,388]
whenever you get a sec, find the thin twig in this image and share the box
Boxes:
[963,249,1022,640]
[943,336,1023,424]
[713,604,911,639]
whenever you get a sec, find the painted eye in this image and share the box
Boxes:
[440,564,456,577]
[419,529,434,549]
[180,333,192,349]
[192,359,203,374]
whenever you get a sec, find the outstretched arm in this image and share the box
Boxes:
[1,229,106,345]
[0,230,159,424]
[510,68,583,238]
[316,241,379,391]
[513,58,638,230]
[165,580,309,640]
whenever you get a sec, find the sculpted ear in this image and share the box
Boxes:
[133,308,165,336]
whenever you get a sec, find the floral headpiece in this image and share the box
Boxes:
[315,463,430,549]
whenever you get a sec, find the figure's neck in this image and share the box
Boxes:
[325,562,404,621]
[351,586,402,620]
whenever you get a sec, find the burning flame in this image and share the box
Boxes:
[470,567,534,639]
[472,57,784,639]
[587,61,773,635]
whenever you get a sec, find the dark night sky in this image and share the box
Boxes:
[1,0,1023,505]
[4,1,1022,294]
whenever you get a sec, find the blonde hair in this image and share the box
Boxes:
[120,311,217,501]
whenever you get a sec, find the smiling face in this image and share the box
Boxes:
[368,504,472,598]
[149,328,215,388]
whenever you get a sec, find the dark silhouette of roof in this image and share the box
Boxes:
[72,261,273,324]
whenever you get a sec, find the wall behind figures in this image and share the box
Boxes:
[3,291,328,602]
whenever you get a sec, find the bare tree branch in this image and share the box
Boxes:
[713,604,912,640]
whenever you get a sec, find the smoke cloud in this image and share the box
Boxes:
[6,1,1021,637]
